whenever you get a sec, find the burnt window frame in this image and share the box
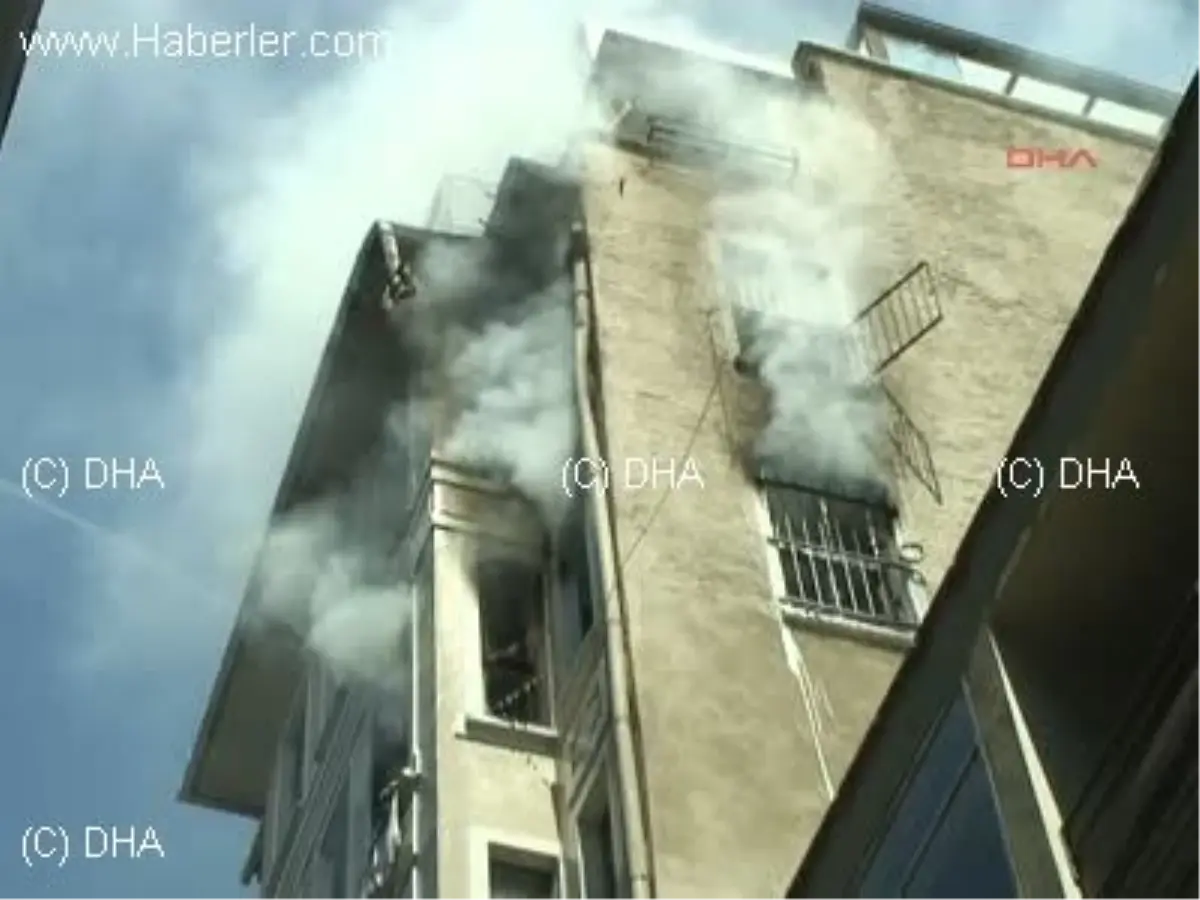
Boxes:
[474,548,555,728]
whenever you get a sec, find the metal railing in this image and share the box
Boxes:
[763,482,919,629]
[644,116,799,181]
[854,261,944,374]
[882,385,942,504]
[360,783,417,898]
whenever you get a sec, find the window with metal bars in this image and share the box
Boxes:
[762,480,916,629]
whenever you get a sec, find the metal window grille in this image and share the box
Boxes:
[643,116,799,181]
[882,385,942,504]
[854,261,944,374]
[763,481,917,628]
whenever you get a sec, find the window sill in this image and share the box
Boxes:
[457,715,559,757]
[780,602,917,652]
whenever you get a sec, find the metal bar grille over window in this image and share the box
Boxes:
[644,116,799,182]
[854,261,944,373]
[763,481,918,629]
[882,385,942,504]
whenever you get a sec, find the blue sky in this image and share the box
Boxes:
[0,0,1193,895]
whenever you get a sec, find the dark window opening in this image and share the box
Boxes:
[580,803,621,899]
[489,852,559,898]
[477,554,551,726]
[763,481,915,629]
[558,498,599,659]
[857,690,1018,897]
[286,696,307,809]
[370,732,411,839]
[315,785,350,898]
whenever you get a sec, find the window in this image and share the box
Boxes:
[489,854,559,897]
[763,480,915,629]
[715,239,837,372]
[577,776,626,898]
[477,552,551,725]
[274,690,308,851]
[856,689,1018,897]
[557,497,600,661]
[311,661,349,764]
[307,784,350,898]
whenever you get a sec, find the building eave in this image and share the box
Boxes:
[0,0,43,153]
[178,221,468,816]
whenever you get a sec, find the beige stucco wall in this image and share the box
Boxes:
[810,48,1155,592]
[428,469,562,898]
[578,51,1154,898]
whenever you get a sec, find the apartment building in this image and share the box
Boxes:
[0,0,42,154]
[179,8,1185,898]
[791,74,1197,898]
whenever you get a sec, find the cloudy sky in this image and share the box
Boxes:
[0,0,1193,895]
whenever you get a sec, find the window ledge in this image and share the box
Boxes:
[458,715,560,757]
[780,602,917,652]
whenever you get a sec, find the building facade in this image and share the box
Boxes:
[180,10,1182,898]
[790,74,1197,899]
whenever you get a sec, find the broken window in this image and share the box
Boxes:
[476,553,551,726]
[763,481,916,629]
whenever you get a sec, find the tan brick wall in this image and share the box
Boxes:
[813,50,1155,592]
[579,52,1153,897]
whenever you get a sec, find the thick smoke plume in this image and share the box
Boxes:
[238,16,898,706]
[250,442,416,732]
[711,102,896,499]
[441,278,578,528]
[646,56,897,497]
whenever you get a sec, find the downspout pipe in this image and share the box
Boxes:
[570,221,655,898]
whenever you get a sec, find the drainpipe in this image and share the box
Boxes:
[570,223,654,898]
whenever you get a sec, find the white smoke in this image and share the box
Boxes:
[442,277,578,528]
[603,44,897,495]
[57,0,884,686]
[242,25,904,692]
[710,99,897,496]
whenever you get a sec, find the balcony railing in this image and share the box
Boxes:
[643,116,799,181]
[361,777,417,898]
